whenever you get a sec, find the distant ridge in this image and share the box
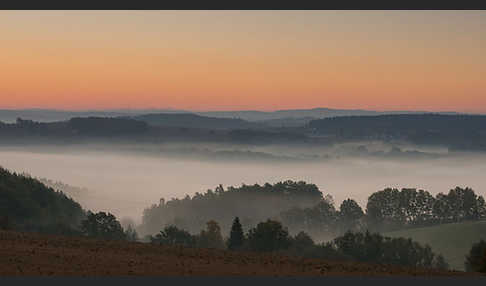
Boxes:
[196,108,464,121]
[0,109,186,123]
[0,107,470,124]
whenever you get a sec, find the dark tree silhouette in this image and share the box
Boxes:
[227,217,245,251]
[339,199,364,233]
[465,239,486,273]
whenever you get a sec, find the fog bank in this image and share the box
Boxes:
[1,146,485,224]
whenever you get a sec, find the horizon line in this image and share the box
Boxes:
[0,106,477,115]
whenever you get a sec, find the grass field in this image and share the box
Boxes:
[385,220,486,271]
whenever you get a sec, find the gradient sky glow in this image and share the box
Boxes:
[1,10,486,112]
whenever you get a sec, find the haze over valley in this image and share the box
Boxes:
[1,135,485,227]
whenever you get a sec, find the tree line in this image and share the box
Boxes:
[140,181,486,240]
[0,117,307,145]
[147,217,449,270]
[282,186,486,239]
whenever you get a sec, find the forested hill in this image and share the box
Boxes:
[0,117,149,138]
[130,113,261,130]
[0,117,308,144]
[0,167,86,233]
[308,114,486,150]
[3,114,486,150]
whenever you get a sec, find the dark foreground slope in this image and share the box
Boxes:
[0,167,85,233]
[0,230,477,276]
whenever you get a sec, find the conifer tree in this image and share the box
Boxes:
[228,217,245,250]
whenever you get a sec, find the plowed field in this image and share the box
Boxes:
[0,231,479,276]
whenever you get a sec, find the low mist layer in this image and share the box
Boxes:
[1,144,485,225]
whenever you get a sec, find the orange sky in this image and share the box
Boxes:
[1,11,485,112]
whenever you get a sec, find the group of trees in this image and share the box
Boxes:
[150,220,225,249]
[279,196,364,240]
[333,231,448,269]
[79,211,135,241]
[278,186,486,237]
[366,187,486,232]
[148,217,449,270]
[141,181,323,236]
[141,181,486,240]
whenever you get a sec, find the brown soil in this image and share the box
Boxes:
[0,230,480,276]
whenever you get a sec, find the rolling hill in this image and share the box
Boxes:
[307,114,486,151]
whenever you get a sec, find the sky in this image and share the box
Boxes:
[1,10,485,112]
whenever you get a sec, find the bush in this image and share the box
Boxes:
[246,219,292,252]
[465,239,486,273]
[124,224,139,242]
[150,225,196,247]
[80,211,126,240]
[197,220,225,249]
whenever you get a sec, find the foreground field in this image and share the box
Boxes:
[0,231,479,276]
[385,220,486,271]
